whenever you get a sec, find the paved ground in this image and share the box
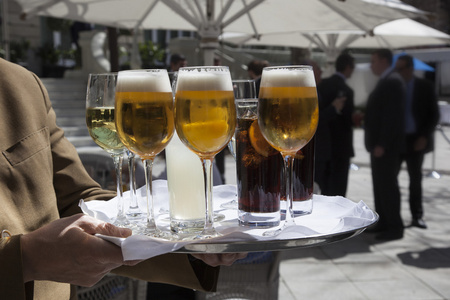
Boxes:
[221,127,450,300]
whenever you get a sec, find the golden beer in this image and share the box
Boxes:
[115,91,174,160]
[258,84,318,156]
[86,106,124,155]
[175,90,235,157]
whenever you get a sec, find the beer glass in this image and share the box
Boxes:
[115,69,174,236]
[175,66,236,238]
[85,73,128,226]
[126,151,145,221]
[257,66,319,235]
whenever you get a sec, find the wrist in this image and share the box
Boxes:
[20,233,37,283]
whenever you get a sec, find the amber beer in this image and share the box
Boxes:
[175,90,235,156]
[175,71,236,156]
[236,109,282,226]
[258,86,318,153]
[115,75,174,160]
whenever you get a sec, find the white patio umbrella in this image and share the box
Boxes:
[350,18,450,48]
[222,18,449,64]
[16,0,424,65]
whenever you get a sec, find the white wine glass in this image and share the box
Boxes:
[115,69,174,237]
[85,73,129,226]
[257,66,319,236]
[175,66,236,239]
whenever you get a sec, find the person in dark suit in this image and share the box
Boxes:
[315,53,355,197]
[395,55,440,229]
[364,49,406,241]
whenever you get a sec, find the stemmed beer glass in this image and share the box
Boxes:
[125,151,145,221]
[175,66,236,238]
[115,69,174,236]
[257,66,319,235]
[85,73,129,226]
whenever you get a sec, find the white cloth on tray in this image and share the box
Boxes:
[79,180,376,261]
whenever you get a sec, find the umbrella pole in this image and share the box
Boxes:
[107,27,119,72]
[201,40,218,66]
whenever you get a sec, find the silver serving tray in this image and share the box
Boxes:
[175,214,378,253]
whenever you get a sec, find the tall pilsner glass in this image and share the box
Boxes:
[175,66,236,238]
[86,73,128,226]
[257,66,318,235]
[115,69,174,236]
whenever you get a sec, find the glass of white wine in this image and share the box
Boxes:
[115,69,174,237]
[175,66,236,239]
[85,73,129,226]
[257,66,319,236]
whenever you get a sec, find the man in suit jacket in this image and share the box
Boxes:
[395,55,440,229]
[316,53,355,197]
[0,58,243,299]
[364,49,406,241]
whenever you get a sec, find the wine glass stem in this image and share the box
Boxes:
[283,154,296,227]
[143,158,157,230]
[201,157,215,235]
[128,152,139,210]
[112,153,126,221]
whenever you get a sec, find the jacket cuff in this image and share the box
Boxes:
[0,234,28,299]
[112,253,219,292]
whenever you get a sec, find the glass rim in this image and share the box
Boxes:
[232,79,255,83]
[117,69,168,74]
[88,72,118,77]
[235,98,258,104]
[178,66,230,72]
[263,65,313,71]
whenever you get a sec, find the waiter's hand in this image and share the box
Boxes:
[191,253,248,267]
[21,214,138,287]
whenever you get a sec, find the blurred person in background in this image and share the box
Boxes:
[169,53,187,72]
[316,53,355,197]
[395,54,440,229]
[364,49,406,241]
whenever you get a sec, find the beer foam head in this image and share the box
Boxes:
[176,67,233,91]
[261,66,316,87]
[116,69,172,92]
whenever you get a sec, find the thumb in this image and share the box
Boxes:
[98,222,132,238]
[79,215,132,238]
